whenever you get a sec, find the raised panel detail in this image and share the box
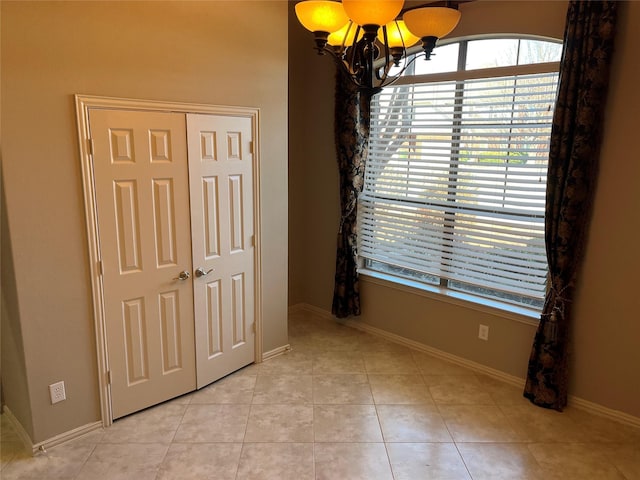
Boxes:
[207,281,223,358]
[114,180,142,273]
[231,273,245,347]
[228,175,244,252]
[123,298,149,385]
[152,179,177,266]
[110,129,135,164]
[149,130,171,162]
[226,132,241,160]
[201,131,217,161]
[203,177,220,258]
[159,291,182,373]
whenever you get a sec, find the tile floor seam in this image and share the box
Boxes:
[435,402,458,445]
[151,445,169,480]
[312,441,317,480]
[241,365,260,454]
[451,441,475,480]
[375,402,398,479]
[233,443,244,480]
[71,441,99,480]
[168,400,191,445]
[597,442,635,480]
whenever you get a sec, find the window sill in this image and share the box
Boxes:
[359,269,541,327]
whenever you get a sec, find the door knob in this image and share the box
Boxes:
[195,267,214,278]
[173,270,191,281]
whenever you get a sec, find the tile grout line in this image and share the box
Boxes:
[71,441,100,480]
[373,400,398,480]
[153,395,195,479]
[234,366,262,480]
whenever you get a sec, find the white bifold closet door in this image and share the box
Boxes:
[90,109,255,419]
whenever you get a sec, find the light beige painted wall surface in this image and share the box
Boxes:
[2,163,34,436]
[288,2,340,308]
[2,0,288,443]
[290,1,640,419]
[570,0,640,418]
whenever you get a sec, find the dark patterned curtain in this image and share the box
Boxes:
[524,1,618,411]
[331,68,372,318]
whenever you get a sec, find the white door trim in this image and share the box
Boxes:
[74,94,263,427]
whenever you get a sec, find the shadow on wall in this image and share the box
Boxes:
[1,159,34,438]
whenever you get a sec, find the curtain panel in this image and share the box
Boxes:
[524,0,618,410]
[332,68,372,318]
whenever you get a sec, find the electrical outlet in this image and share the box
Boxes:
[49,381,66,404]
[478,324,489,341]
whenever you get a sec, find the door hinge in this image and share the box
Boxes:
[88,138,95,155]
[251,235,255,247]
[252,323,256,334]
[106,371,112,385]
[98,260,104,276]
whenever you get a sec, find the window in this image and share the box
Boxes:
[358,37,562,312]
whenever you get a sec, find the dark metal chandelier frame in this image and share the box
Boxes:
[297,1,463,95]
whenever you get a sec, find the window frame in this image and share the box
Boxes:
[358,35,562,319]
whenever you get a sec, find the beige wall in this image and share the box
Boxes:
[288,2,339,308]
[570,1,640,418]
[2,163,34,436]
[1,0,289,443]
[289,1,640,419]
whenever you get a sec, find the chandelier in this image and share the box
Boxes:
[295,0,461,94]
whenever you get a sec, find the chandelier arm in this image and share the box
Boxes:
[377,26,391,83]
[378,51,426,89]
[321,43,342,59]
[365,38,376,91]
[323,42,428,93]
[349,25,364,80]
[378,59,394,84]
[341,22,355,53]
[323,40,369,92]
[311,23,439,94]
[349,24,362,56]
[364,26,381,92]
[402,51,426,77]
[396,50,423,75]
[349,39,363,85]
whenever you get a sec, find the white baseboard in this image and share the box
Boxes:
[290,302,640,429]
[347,316,526,388]
[289,302,332,319]
[262,344,292,362]
[287,304,307,315]
[2,405,103,455]
[568,395,640,428]
[32,421,103,455]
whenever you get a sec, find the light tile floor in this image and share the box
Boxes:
[2,310,639,479]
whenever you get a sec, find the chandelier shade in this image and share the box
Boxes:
[403,6,461,39]
[378,19,419,48]
[328,22,363,47]
[295,1,349,33]
[294,0,462,93]
[342,0,404,27]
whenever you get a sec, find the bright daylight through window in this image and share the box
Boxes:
[358,37,562,312]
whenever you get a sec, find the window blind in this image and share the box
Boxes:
[359,72,559,306]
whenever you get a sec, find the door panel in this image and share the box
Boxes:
[187,113,255,388]
[90,109,196,419]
